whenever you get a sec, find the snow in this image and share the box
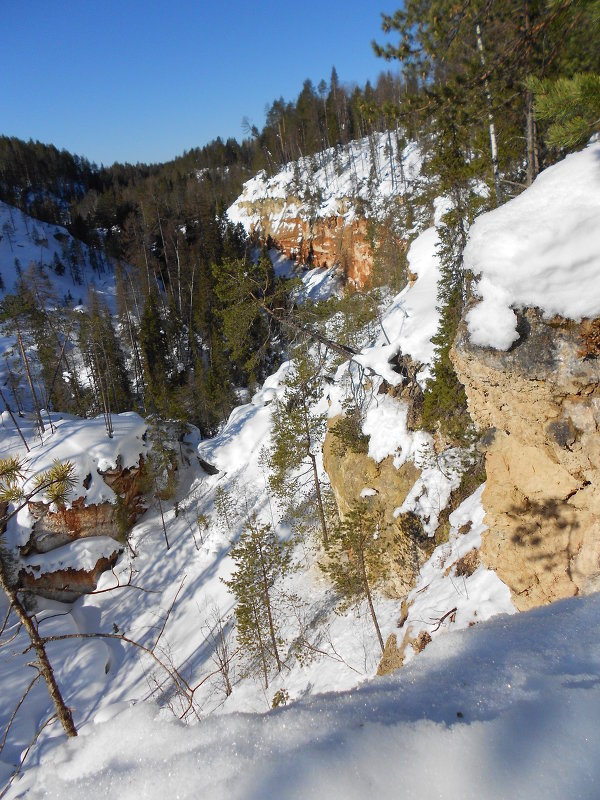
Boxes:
[10,590,600,800]
[463,142,600,349]
[0,200,117,309]
[20,536,121,575]
[352,222,441,388]
[1,411,147,510]
[400,484,515,662]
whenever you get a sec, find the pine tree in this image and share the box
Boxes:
[322,499,387,653]
[223,516,291,688]
[529,72,600,149]
[269,350,330,548]
[0,457,78,738]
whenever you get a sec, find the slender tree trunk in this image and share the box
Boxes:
[90,342,112,437]
[475,23,503,207]
[525,90,540,186]
[15,322,45,435]
[310,453,328,548]
[524,7,539,186]
[0,387,29,452]
[359,551,384,653]
[299,392,329,548]
[156,493,170,550]
[252,600,269,689]
[256,538,281,673]
[0,558,77,737]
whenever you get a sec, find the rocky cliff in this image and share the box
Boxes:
[17,457,148,600]
[452,309,600,610]
[323,418,434,598]
[233,196,373,286]
[227,133,422,288]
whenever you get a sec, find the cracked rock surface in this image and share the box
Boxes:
[452,307,600,610]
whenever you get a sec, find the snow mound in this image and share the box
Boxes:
[463,142,600,349]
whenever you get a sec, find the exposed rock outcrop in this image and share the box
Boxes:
[18,456,147,599]
[323,419,434,597]
[21,457,147,557]
[237,197,373,286]
[19,551,121,602]
[452,308,600,610]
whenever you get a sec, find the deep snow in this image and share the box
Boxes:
[10,592,600,799]
[463,141,600,349]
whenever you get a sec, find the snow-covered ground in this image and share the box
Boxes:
[11,591,600,799]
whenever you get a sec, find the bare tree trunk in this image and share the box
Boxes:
[156,493,170,550]
[475,23,503,207]
[0,387,29,452]
[15,323,45,435]
[310,453,328,549]
[359,552,384,653]
[0,558,77,737]
[252,601,269,689]
[256,537,282,673]
[525,90,540,186]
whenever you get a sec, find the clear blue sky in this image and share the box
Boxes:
[1,1,401,167]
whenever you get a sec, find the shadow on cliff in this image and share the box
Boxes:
[507,497,579,583]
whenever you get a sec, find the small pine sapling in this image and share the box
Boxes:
[223,515,291,689]
[322,499,388,653]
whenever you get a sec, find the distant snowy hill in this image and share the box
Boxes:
[0,200,116,308]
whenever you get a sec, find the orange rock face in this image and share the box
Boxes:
[18,457,148,599]
[269,215,372,287]
[19,553,121,602]
[240,198,374,287]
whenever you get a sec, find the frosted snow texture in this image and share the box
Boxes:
[463,142,600,349]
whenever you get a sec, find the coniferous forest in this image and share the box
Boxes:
[0,0,598,444]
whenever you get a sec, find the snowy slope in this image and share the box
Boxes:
[0,200,116,308]
[228,132,422,232]
[10,591,600,800]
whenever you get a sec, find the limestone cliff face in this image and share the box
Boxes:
[237,197,373,286]
[322,420,434,597]
[452,308,600,610]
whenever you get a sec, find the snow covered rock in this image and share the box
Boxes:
[227,133,421,287]
[453,145,600,610]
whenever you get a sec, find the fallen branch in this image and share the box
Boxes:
[430,607,457,633]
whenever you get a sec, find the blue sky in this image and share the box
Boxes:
[2,1,401,167]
